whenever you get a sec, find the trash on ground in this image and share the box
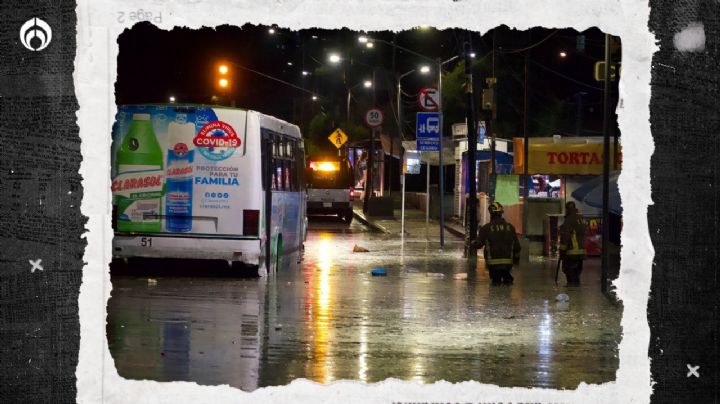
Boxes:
[426,273,445,278]
[371,268,387,276]
[556,293,570,302]
[353,244,370,253]
[453,273,468,280]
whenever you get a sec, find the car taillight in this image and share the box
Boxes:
[243,209,259,236]
[349,188,355,201]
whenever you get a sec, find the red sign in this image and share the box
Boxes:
[111,174,163,192]
[417,87,440,112]
[194,121,241,148]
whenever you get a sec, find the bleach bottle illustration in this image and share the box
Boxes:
[165,121,196,232]
[115,113,164,233]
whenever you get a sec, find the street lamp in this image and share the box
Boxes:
[169,96,176,103]
[560,51,567,58]
[396,65,430,220]
[328,53,341,64]
[359,35,467,247]
[346,78,373,123]
[397,65,431,140]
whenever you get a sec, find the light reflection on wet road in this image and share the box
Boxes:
[107,218,621,390]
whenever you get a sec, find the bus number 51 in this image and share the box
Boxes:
[140,237,152,247]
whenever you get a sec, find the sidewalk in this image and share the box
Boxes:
[352,199,466,241]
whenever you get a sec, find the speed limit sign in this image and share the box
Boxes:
[365,108,383,127]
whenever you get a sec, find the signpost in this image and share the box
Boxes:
[364,108,383,209]
[401,150,421,238]
[328,128,348,149]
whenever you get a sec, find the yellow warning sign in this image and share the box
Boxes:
[328,128,348,149]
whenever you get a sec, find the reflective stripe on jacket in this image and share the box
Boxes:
[477,218,521,265]
[559,212,586,257]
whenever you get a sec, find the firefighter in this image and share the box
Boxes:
[559,201,586,286]
[477,202,521,285]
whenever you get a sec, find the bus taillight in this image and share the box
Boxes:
[349,188,355,201]
[243,209,259,236]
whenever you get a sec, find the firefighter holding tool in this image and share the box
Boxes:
[559,201,586,286]
[477,202,521,285]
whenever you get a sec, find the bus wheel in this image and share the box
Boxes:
[231,261,260,278]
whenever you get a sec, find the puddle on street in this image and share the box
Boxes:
[108,229,622,390]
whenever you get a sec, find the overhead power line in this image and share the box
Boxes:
[530,60,603,91]
[497,30,559,54]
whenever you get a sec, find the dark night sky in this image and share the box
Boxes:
[116,23,619,139]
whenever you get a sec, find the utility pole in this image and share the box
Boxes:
[437,58,446,248]
[601,34,611,294]
[489,32,497,203]
[464,42,478,259]
[389,34,397,196]
[364,69,378,212]
[522,39,529,242]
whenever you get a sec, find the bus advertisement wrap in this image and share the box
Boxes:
[112,105,248,235]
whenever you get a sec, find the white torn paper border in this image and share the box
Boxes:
[75,0,657,402]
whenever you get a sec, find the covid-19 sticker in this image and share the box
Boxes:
[194,120,241,161]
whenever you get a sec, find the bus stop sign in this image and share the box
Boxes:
[416,112,440,151]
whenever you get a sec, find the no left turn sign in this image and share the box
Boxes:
[365,108,383,127]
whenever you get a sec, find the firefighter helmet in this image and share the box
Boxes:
[565,201,577,213]
[488,201,504,214]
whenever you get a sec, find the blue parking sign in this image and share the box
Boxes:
[416,112,441,151]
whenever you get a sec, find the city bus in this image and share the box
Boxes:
[111,104,307,275]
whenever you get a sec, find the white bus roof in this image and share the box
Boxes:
[118,103,302,139]
[255,111,302,139]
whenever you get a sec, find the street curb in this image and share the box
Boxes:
[353,209,390,234]
[444,224,465,239]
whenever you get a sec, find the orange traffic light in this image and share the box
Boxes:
[218,78,229,88]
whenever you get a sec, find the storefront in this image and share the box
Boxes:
[513,136,621,256]
[452,132,514,226]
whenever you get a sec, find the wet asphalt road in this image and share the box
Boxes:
[107,215,622,391]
